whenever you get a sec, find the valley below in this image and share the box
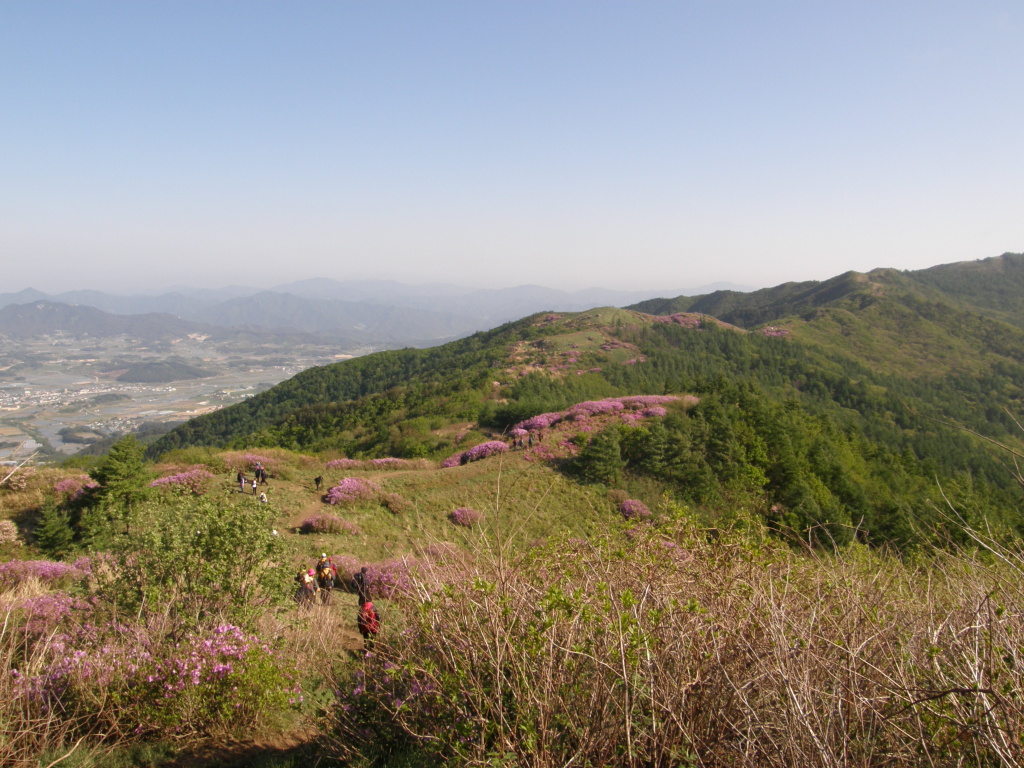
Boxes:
[0,332,361,460]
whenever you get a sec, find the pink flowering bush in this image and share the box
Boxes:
[325,477,379,505]
[331,555,418,599]
[53,474,99,500]
[9,593,92,635]
[450,507,482,527]
[465,441,508,462]
[440,453,464,468]
[326,458,361,469]
[12,621,297,738]
[639,406,668,418]
[369,457,409,469]
[515,396,680,435]
[619,499,652,521]
[0,558,91,587]
[301,514,360,535]
[442,441,509,468]
[149,468,214,495]
[243,453,275,470]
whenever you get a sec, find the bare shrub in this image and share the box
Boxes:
[325,523,1024,767]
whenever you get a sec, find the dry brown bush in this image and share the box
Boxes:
[326,522,1024,767]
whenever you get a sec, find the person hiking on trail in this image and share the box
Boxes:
[317,553,336,580]
[237,472,246,492]
[314,475,323,491]
[353,566,371,605]
[357,601,380,645]
[295,568,317,607]
[252,478,258,495]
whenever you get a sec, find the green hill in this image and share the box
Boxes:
[148,270,1024,550]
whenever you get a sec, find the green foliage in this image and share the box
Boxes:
[570,427,624,486]
[97,495,288,628]
[34,499,75,559]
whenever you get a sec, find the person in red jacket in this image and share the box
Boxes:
[357,601,380,646]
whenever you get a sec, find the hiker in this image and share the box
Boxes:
[237,472,246,493]
[258,491,268,504]
[295,568,317,607]
[317,554,336,605]
[260,467,268,485]
[352,566,371,605]
[314,475,323,491]
[252,478,258,495]
[357,600,380,645]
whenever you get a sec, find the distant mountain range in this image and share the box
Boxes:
[0,279,750,347]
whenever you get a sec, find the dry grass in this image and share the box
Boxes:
[327,522,1024,767]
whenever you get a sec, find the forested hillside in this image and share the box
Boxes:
[149,252,1024,550]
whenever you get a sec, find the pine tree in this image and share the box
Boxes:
[572,428,625,486]
[91,435,149,511]
[35,501,75,559]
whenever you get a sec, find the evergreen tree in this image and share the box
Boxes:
[572,428,625,486]
[35,500,75,559]
[82,435,150,544]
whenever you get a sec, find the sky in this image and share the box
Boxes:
[2,1,1023,295]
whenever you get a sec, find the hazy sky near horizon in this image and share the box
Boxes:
[2,2,1023,295]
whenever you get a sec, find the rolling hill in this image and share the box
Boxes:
[148,252,1024,549]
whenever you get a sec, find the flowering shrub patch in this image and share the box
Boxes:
[53,474,99,499]
[243,453,275,470]
[326,458,361,469]
[639,406,668,418]
[325,477,379,505]
[450,507,482,527]
[301,514,359,535]
[149,468,214,494]
[11,592,92,634]
[12,622,296,737]
[0,558,91,587]
[514,396,680,434]
[332,555,417,598]
[516,411,563,431]
[442,441,508,468]
[370,458,409,469]
[653,313,701,328]
[619,499,652,520]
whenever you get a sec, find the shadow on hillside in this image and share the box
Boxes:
[164,737,325,768]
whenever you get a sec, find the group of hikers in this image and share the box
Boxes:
[295,555,380,644]
[236,465,270,503]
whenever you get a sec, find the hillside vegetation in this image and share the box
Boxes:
[150,263,1024,550]
[4,253,1024,765]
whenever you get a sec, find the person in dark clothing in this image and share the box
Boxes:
[353,566,371,605]
[314,475,323,491]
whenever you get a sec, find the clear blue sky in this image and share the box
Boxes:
[2,1,1022,294]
